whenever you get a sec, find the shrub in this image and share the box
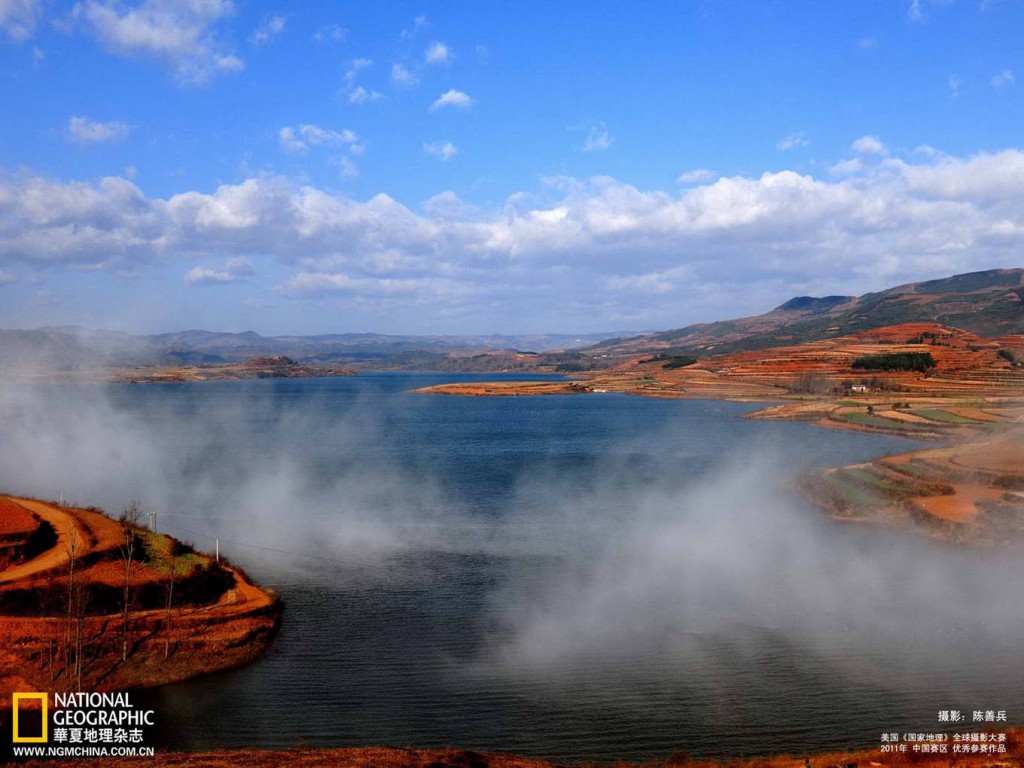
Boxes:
[851,352,936,372]
[662,356,698,369]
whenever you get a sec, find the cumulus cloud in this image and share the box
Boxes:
[344,57,372,84]
[423,141,458,161]
[67,115,133,144]
[250,15,285,46]
[948,74,962,97]
[336,156,358,178]
[430,89,473,111]
[185,256,255,285]
[851,135,887,155]
[777,132,808,150]
[2,147,1024,327]
[391,62,417,87]
[341,58,382,104]
[831,135,889,175]
[0,0,42,39]
[991,69,1015,90]
[73,0,242,86]
[581,124,613,152]
[313,24,345,43]
[907,0,953,23]
[348,85,383,104]
[424,40,451,64]
[279,124,359,154]
[676,169,715,184]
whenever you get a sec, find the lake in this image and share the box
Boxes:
[3,373,1022,761]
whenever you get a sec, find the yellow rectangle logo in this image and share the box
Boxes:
[12,693,48,743]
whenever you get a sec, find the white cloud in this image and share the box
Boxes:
[829,136,889,176]
[391,62,417,87]
[251,15,285,46]
[400,15,429,41]
[68,116,133,144]
[850,135,887,155]
[344,57,372,84]
[424,41,451,65]
[0,270,15,285]
[582,124,613,152]
[858,37,878,48]
[337,156,358,178]
[0,0,42,40]
[777,132,809,150]
[313,24,345,43]
[280,124,360,155]
[430,89,473,111]
[948,74,962,97]
[348,85,383,104]
[991,69,1015,90]
[73,0,242,86]
[907,0,953,23]
[342,58,382,103]
[676,169,716,184]
[278,126,305,154]
[423,141,458,161]
[4,147,1024,326]
[185,256,255,285]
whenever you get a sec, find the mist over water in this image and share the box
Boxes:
[2,373,1023,760]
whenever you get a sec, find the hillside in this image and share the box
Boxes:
[0,496,279,696]
[588,268,1024,359]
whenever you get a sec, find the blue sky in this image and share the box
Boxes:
[0,0,1021,335]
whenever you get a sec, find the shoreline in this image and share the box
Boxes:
[0,497,281,699]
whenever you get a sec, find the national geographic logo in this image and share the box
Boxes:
[11,693,48,744]
[5,691,157,760]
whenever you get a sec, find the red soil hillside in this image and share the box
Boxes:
[629,322,1023,396]
[0,498,36,542]
[0,497,279,697]
[417,322,1024,401]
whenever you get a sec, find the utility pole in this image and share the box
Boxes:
[147,510,157,532]
[215,539,220,563]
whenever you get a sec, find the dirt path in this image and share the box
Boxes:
[0,497,89,584]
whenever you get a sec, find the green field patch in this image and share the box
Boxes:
[839,466,924,499]
[841,412,936,432]
[913,408,978,424]
[824,469,888,508]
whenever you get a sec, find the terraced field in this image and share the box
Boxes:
[806,430,1024,545]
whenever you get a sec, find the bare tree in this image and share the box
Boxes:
[119,500,142,663]
[64,528,78,677]
[163,545,177,659]
[62,527,88,690]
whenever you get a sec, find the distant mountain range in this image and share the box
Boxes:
[1,268,1020,375]
[586,268,1024,359]
[0,326,636,373]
